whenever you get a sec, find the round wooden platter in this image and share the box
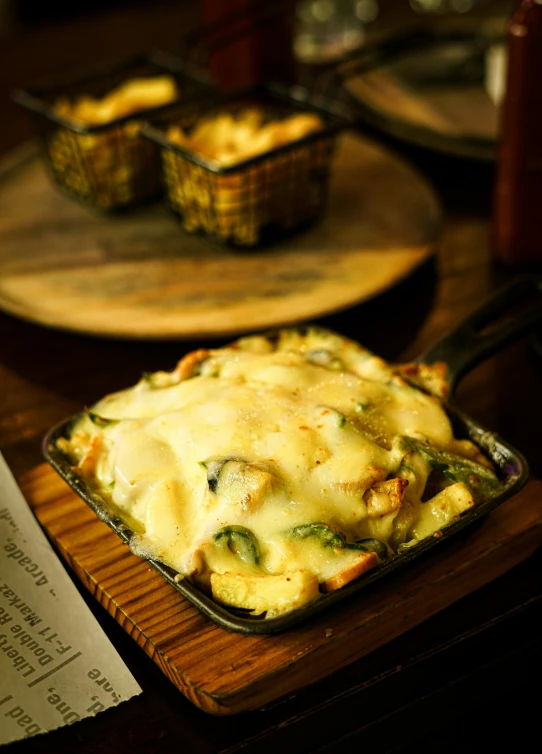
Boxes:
[0,132,441,340]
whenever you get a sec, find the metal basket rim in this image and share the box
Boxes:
[140,81,354,175]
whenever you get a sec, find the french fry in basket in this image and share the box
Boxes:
[166,108,323,165]
[54,75,178,125]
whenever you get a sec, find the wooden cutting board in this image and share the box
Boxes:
[0,133,439,340]
[21,463,542,716]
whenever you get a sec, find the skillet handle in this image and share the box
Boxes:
[416,276,542,394]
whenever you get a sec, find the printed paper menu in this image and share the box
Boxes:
[0,453,142,745]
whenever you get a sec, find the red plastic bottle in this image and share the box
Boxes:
[202,0,296,90]
[492,0,542,264]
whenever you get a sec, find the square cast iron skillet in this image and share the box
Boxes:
[43,277,542,634]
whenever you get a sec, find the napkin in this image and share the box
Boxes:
[0,453,141,745]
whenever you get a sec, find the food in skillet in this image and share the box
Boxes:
[160,108,332,246]
[48,76,179,209]
[56,328,500,618]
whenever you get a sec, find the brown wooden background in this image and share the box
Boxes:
[1,1,541,752]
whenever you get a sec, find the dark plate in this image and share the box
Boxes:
[335,18,506,162]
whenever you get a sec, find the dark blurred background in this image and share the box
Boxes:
[0,0,203,156]
[0,0,514,159]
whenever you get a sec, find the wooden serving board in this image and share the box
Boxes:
[21,463,542,716]
[0,133,439,340]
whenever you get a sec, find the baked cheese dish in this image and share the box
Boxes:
[57,328,500,618]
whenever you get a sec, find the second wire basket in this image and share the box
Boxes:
[141,82,354,247]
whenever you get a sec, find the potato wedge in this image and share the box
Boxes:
[321,551,379,593]
[55,75,178,125]
[409,482,475,541]
[210,570,319,616]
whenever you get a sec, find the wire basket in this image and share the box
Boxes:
[13,51,212,212]
[141,82,353,247]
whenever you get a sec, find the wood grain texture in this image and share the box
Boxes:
[22,463,542,716]
[0,133,439,340]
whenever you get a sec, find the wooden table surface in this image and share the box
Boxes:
[2,1,542,752]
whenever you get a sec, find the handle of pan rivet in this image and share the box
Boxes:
[415,276,542,394]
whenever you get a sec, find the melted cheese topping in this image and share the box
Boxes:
[61,328,497,616]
